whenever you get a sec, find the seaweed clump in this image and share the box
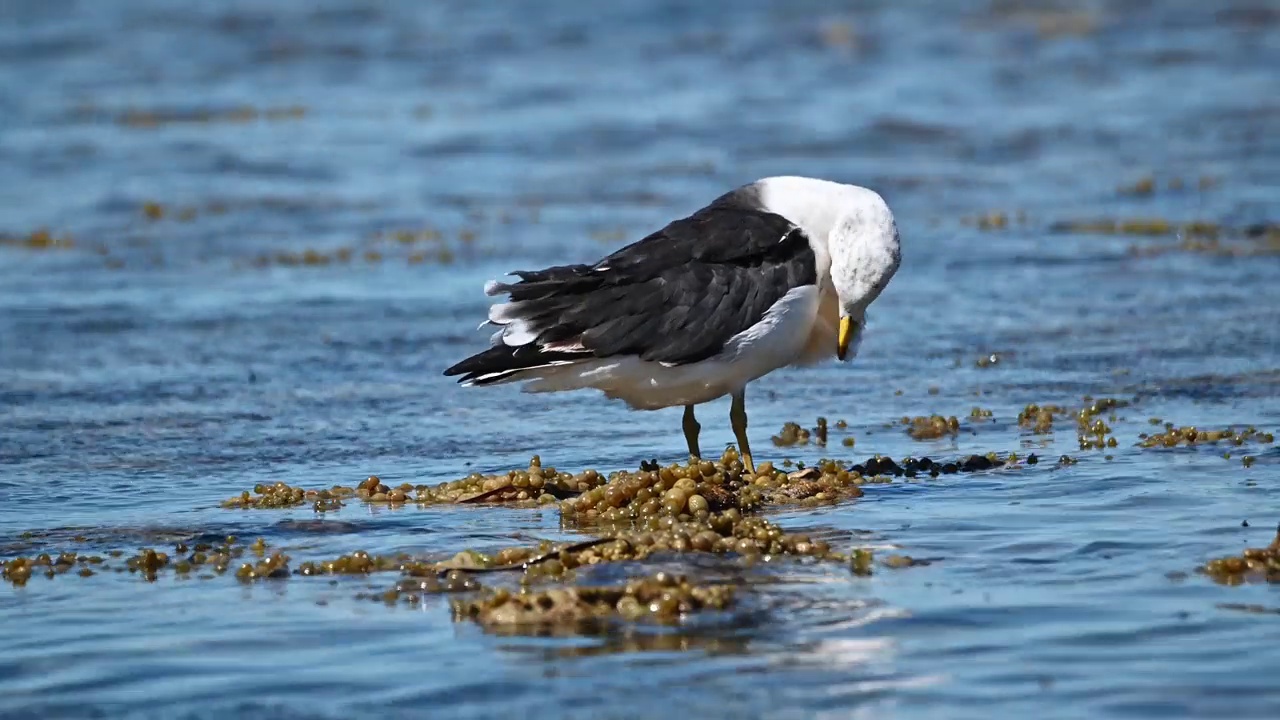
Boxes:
[903,415,960,440]
[362,571,483,605]
[1018,403,1069,434]
[0,228,76,251]
[575,515,837,564]
[117,104,307,128]
[2,552,84,585]
[1139,425,1275,449]
[219,458,612,512]
[1015,397,1126,448]
[7,449,1006,601]
[0,536,257,584]
[221,482,354,510]
[1200,528,1280,585]
[849,548,930,575]
[1076,397,1125,450]
[126,548,171,580]
[235,552,291,582]
[1049,217,1280,257]
[529,451,1005,568]
[296,550,404,576]
[559,449,868,526]
[356,475,415,503]
[2,558,33,585]
[452,571,735,629]
[418,456,608,506]
[771,418,832,447]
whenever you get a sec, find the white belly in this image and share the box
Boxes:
[514,286,823,409]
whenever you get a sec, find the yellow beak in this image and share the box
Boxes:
[837,316,857,360]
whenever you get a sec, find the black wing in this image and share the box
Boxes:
[444,192,817,383]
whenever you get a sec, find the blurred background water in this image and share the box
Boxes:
[2,1,1279,718]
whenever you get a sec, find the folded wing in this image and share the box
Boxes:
[444,194,818,385]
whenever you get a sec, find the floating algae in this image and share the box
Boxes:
[360,571,483,605]
[296,550,404,576]
[882,554,930,569]
[0,228,77,251]
[451,571,736,629]
[850,549,875,576]
[1138,424,1274,449]
[903,415,960,440]
[1015,397,1127,449]
[975,353,1005,368]
[849,549,931,575]
[0,535,264,586]
[975,212,1009,230]
[235,552,291,582]
[356,475,414,503]
[1217,603,1280,616]
[1068,400,1122,437]
[0,552,82,585]
[293,542,611,580]
[1200,527,1280,585]
[242,220,477,271]
[1050,217,1180,237]
[1115,174,1219,197]
[432,539,617,578]
[222,482,356,510]
[771,417,832,447]
[126,548,171,580]
[1018,403,1069,434]
[1045,216,1280,257]
[1129,223,1280,258]
[772,421,812,446]
[2,558,33,586]
[114,104,307,128]
[1117,175,1157,196]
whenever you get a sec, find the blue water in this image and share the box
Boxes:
[2,1,1279,718]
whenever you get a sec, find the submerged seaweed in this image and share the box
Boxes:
[1200,528,1280,585]
[452,571,736,629]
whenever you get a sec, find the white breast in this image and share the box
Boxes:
[791,282,841,367]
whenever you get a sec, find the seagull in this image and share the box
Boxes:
[444,176,902,472]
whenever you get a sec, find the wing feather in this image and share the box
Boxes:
[444,192,818,384]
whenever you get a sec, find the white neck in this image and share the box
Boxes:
[754,176,896,302]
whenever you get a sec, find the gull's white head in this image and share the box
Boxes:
[826,187,901,359]
[753,176,902,361]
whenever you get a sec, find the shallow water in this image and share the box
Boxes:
[2,1,1280,718]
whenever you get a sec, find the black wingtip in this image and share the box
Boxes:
[442,344,518,383]
[442,357,485,381]
[444,342,592,386]
[442,356,466,377]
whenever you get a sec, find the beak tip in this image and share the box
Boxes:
[837,316,854,362]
